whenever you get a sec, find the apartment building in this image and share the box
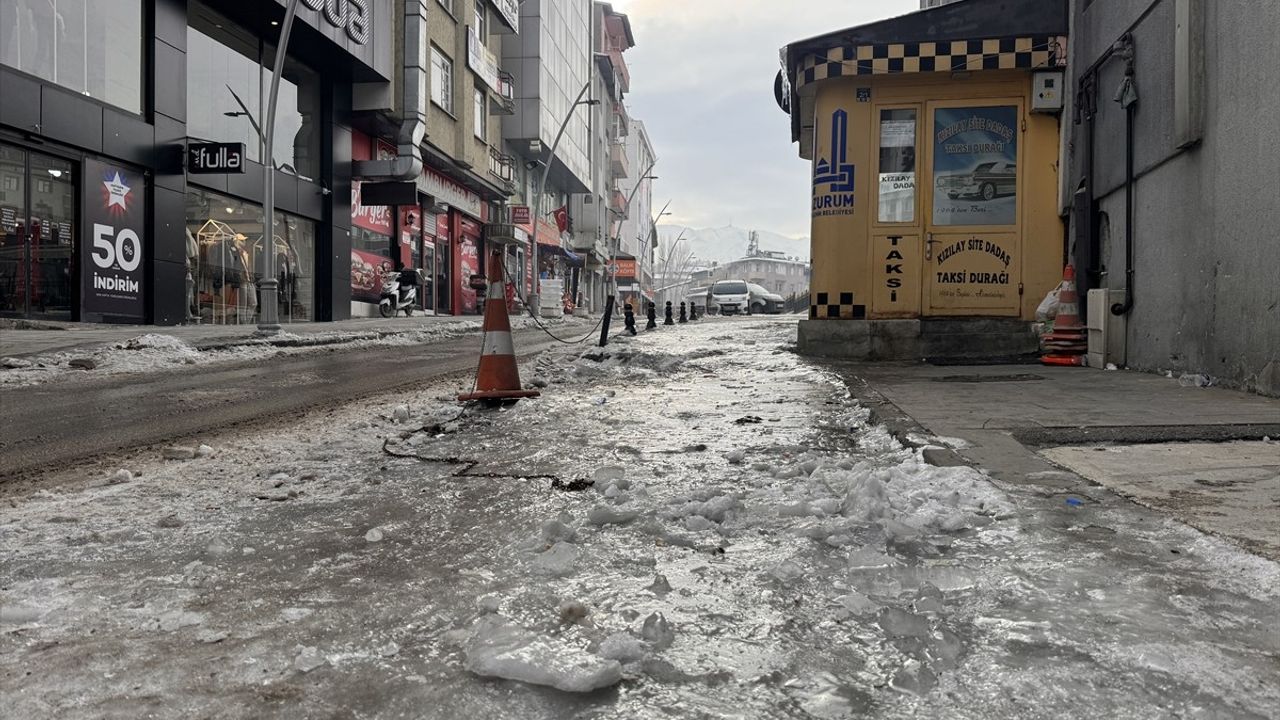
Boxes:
[706,254,811,302]
[615,120,657,308]
[566,2,635,312]
[501,0,596,312]
[349,0,522,317]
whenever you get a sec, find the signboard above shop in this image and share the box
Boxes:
[467,26,501,94]
[188,142,246,174]
[274,0,394,82]
[416,166,484,220]
[490,0,519,33]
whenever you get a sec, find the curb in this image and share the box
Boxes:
[839,369,970,468]
[191,329,419,352]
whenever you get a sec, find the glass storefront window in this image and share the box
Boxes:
[351,226,393,304]
[0,143,75,319]
[185,187,315,324]
[185,2,321,179]
[0,0,143,113]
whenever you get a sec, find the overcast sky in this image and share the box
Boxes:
[610,0,920,238]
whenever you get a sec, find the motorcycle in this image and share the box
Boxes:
[379,269,418,317]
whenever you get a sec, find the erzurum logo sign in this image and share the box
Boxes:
[813,109,856,218]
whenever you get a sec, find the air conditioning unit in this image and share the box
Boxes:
[1087,288,1127,369]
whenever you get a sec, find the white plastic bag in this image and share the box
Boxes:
[1036,282,1064,322]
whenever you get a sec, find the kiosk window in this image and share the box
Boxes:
[877,109,916,223]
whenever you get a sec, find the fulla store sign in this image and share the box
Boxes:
[82,159,146,321]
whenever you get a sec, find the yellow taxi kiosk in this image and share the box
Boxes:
[780,0,1069,359]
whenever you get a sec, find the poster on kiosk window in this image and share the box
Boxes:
[82,159,146,321]
[932,106,1018,227]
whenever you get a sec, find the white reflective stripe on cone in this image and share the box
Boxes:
[481,331,515,356]
[487,281,506,300]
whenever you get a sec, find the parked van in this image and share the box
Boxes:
[708,279,751,315]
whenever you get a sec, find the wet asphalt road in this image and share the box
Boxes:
[1,316,1278,719]
[0,327,555,482]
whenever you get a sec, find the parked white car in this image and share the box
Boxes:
[746,283,785,314]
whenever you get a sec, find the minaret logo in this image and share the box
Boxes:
[813,109,855,192]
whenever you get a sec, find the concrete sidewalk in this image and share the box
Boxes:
[839,361,1280,560]
[0,314,485,358]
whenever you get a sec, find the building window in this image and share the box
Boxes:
[431,46,454,114]
[186,2,322,179]
[473,4,487,37]
[437,0,455,16]
[474,88,487,140]
[185,188,316,325]
[0,0,144,113]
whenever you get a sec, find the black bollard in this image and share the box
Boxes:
[678,302,688,323]
[689,302,698,321]
[664,301,675,325]
[623,303,637,335]
[599,295,615,347]
[646,301,657,330]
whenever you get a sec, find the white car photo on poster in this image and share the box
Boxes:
[932,106,1019,226]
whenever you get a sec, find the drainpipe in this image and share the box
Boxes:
[351,0,427,180]
[1110,34,1138,317]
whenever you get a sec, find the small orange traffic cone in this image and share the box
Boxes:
[1041,265,1087,366]
[458,247,540,404]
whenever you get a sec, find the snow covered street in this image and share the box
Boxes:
[2,316,1278,719]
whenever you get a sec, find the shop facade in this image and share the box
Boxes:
[780,0,1069,358]
[0,0,394,324]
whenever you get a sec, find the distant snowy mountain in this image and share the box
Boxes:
[657,225,809,265]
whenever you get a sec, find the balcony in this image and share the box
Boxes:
[490,70,516,115]
[609,143,629,180]
[607,49,630,94]
[488,148,515,193]
[611,189,628,217]
[612,101,629,139]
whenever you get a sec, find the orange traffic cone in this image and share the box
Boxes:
[458,247,540,403]
[1041,265,1087,366]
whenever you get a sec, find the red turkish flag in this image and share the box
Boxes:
[553,205,570,234]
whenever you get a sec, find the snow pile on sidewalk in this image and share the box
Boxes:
[0,314,556,387]
[1,333,208,385]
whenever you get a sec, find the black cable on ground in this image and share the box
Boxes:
[500,255,607,345]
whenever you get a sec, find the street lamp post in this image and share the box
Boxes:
[529,80,598,317]
[658,228,690,306]
[640,200,672,301]
[252,0,302,336]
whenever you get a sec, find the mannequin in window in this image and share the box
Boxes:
[185,228,200,321]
